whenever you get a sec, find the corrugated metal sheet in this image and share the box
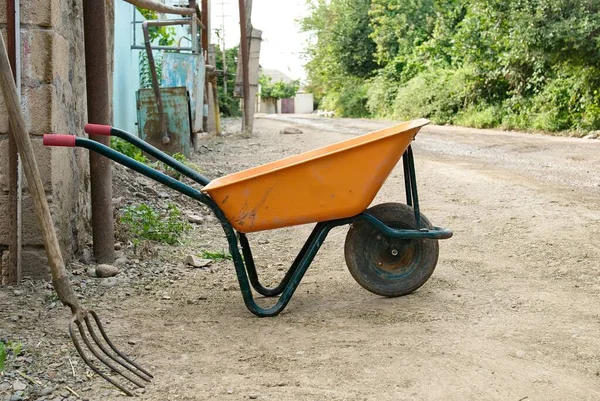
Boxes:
[136,86,192,157]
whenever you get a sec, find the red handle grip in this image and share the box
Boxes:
[43,134,76,147]
[85,123,112,136]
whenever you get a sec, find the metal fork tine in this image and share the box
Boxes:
[69,320,135,397]
[83,314,152,382]
[70,316,148,386]
[74,319,147,389]
[88,310,154,379]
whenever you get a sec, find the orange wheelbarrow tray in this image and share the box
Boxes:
[44,118,452,317]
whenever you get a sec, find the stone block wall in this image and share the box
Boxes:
[0,0,90,279]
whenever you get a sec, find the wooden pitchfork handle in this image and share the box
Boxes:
[0,33,83,318]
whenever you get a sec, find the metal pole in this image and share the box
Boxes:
[83,0,115,263]
[238,0,250,132]
[201,0,209,52]
[220,1,227,93]
[201,0,209,132]
[190,0,198,53]
[5,0,21,283]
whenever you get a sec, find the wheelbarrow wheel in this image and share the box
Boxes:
[344,202,439,297]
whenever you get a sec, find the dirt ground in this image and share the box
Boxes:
[1,115,600,401]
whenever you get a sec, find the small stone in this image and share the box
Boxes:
[162,295,171,300]
[113,257,128,268]
[99,277,120,288]
[114,242,123,251]
[280,127,303,135]
[79,248,93,264]
[249,395,259,400]
[136,177,151,186]
[40,387,54,396]
[95,264,119,278]
[185,255,213,268]
[187,214,204,224]
[13,290,23,296]
[227,389,234,394]
[12,381,27,391]
[128,340,137,345]
[515,350,525,358]
[158,192,170,199]
[9,393,24,401]
[112,197,124,208]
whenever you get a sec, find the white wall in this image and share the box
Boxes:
[113,3,142,134]
[294,93,314,114]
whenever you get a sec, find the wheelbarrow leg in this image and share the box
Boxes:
[402,145,423,229]
[238,227,323,298]
[220,219,333,317]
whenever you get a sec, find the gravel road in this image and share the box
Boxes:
[1,115,599,401]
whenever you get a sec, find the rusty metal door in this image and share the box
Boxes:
[281,98,295,114]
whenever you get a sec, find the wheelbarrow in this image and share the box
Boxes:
[43,118,452,318]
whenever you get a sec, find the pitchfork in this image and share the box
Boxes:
[0,33,152,396]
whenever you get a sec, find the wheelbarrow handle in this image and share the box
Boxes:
[83,124,211,186]
[84,123,112,137]
[43,134,76,147]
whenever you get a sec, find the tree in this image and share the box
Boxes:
[259,75,299,113]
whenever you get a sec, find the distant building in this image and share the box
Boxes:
[257,68,314,114]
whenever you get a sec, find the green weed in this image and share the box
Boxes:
[0,340,23,372]
[110,137,149,164]
[199,250,232,262]
[120,203,191,246]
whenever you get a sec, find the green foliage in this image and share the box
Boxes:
[0,340,23,372]
[110,137,149,164]
[120,203,191,245]
[215,44,242,117]
[159,152,187,180]
[0,341,5,372]
[139,51,163,90]
[394,67,476,124]
[137,8,176,89]
[199,250,232,261]
[259,75,300,99]
[302,0,600,132]
[137,9,177,46]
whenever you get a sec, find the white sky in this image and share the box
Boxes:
[210,0,311,82]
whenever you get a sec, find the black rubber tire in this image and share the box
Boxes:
[344,202,439,297]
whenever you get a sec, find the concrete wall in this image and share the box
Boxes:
[294,93,314,114]
[0,0,90,279]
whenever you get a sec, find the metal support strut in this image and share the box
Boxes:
[402,145,422,228]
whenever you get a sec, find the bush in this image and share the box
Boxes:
[366,71,399,118]
[110,137,148,164]
[393,68,476,124]
[120,203,191,245]
[454,104,504,129]
[319,79,371,118]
